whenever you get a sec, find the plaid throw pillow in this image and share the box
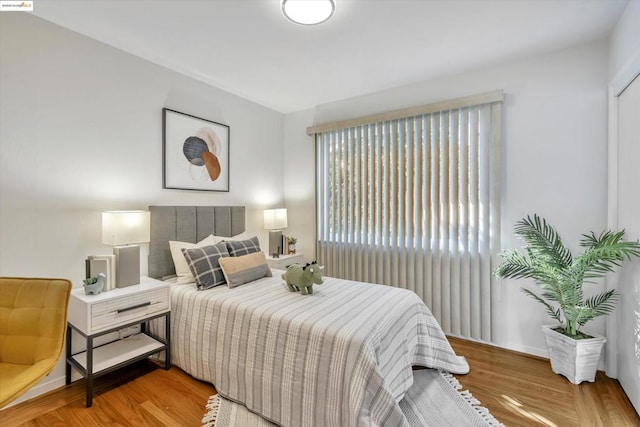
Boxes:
[225,236,261,257]
[182,242,229,290]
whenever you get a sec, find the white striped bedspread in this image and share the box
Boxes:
[160,273,469,427]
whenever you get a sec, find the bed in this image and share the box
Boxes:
[148,206,469,427]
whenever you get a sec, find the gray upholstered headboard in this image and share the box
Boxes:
[148,206,245,279]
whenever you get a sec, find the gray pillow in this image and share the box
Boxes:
[182,242,230,290]
[225,236,261,257]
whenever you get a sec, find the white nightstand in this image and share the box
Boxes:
[66,276,170,407]
[266,253,304,269]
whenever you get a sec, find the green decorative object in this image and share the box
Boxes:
[83,273,106,295]
[282,262,324,295]
[495,214,640,338]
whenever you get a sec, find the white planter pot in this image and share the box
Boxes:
[541,325,607,384]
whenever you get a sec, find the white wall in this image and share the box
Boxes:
[609,0,640,80]
[283,109,316,261]
[0,13,284,403]
[284,40,610,357]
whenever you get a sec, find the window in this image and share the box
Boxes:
[312,91,503,341]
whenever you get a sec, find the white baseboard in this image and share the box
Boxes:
[446,334,615,376]
[3,375,64,409]
[447,332,549,359]
[1,371,83,410]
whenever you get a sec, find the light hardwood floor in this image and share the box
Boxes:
[448,337,639,427]
[0,361,214,426]
[1,338,638,426]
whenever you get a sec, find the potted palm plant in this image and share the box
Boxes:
[495,214,640,384]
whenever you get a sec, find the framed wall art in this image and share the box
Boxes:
[163,108,230,192]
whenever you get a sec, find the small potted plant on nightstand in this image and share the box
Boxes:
[83,273,106,295]
[495,214,640,384]
[288,236,298,254]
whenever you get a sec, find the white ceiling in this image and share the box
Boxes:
[32,0,628,113]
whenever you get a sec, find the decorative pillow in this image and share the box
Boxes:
[225,236,261,257]
[169,235,218,284]
[181,242,230,290]
[219,251,272,288]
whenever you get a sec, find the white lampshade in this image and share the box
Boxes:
[102,211,151,246]
[264,208,288,230]
[281,0,335,25]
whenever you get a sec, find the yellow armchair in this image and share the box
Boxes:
[0,277,72,408]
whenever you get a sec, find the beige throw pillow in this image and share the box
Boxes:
[219,251,272,288]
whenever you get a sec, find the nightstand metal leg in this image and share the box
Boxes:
[65,325,72,385]
[86,336,93,407]
[165,312,171,370]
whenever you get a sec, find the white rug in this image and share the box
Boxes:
[202,369,503,427]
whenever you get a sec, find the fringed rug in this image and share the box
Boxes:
[202,369,503,427]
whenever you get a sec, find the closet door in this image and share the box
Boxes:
[617,73,640,414]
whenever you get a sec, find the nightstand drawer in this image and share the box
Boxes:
[89,288,168,333]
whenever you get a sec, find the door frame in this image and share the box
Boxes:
[606,50,640,377]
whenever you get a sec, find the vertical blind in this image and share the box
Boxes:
[313,92,503,342]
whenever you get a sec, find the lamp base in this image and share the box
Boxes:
[269,231,282,257]
[114,245,140,288]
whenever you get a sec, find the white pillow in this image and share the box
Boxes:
[213,231,249,242]
[169,234,218,284]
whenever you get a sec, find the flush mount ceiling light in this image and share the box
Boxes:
[281,0,336,25]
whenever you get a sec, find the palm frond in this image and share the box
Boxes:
[541,291,560,302]
[577,290,619,326]
[522,288,562,324]
[496,249,563,288]
[494,250,536,279]
[576,231,640,280]
[514,214,573,269]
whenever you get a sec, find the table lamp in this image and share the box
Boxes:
[263,208,287,257]
[102,210,150,287]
